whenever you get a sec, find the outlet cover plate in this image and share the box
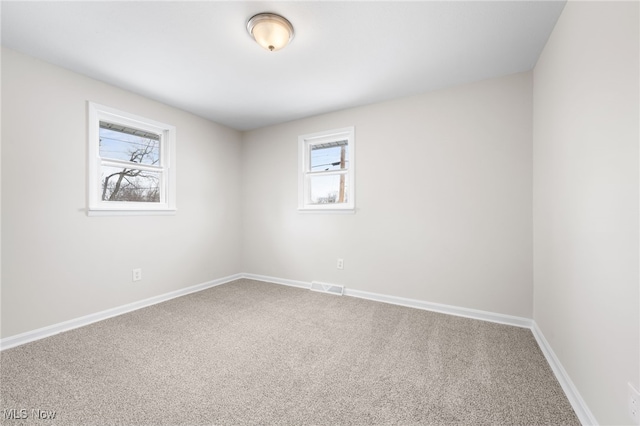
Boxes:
[630,383,640,424]
[132,268,142,282]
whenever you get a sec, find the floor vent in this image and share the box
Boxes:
[310,281,344,296]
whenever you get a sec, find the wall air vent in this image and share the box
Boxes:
[310,281,344,296]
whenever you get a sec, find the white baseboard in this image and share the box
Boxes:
[1,271,595,426]
[531,322,598,425]
[0,273,242,351]
[243,273,532,328]
[344,287,533,328]
[241,273,311,290]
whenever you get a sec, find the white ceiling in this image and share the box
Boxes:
[1,1,566,131]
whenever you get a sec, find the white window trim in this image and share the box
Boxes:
[87,102,176,216]
[298,126,355,212]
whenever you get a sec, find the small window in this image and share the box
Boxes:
[298,127,355,211]
[87,102,176,215]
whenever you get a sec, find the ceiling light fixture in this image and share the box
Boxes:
[247,13,294,52]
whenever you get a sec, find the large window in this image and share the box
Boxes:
[298,127,355,211]
[88,102,176,215]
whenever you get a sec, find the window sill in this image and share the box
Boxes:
[87,208,177,217]
[297,207,355,215]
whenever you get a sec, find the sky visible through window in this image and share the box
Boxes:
[311,144,348,172]
[99,125,160,164]
[98,123,161,202]
[309,143,349,204]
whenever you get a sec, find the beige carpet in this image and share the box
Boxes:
[1,279,579,425]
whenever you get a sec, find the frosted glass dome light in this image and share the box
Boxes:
[247,13,294,52]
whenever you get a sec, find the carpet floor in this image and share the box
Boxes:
[1,279,579,425]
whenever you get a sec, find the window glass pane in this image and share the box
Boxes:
[310,141,348,172]
[101,165,161,203]
[99,122,160,166]
[309,174,348,204]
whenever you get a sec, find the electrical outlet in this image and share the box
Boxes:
[132,268,142,282]
[337,258,344,270]
[630,383,640,424]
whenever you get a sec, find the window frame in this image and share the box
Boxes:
[298,127,355,212]
[87,102,176,216]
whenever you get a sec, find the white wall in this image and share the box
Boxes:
[533,1,639,424]
[242,72,534,318]
[1,48,243,338]
[4,4,638,421]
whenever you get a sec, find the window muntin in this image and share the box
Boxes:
[299,127,355,211]
[88,103,176,215]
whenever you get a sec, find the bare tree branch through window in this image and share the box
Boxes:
[99,123,161,203]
